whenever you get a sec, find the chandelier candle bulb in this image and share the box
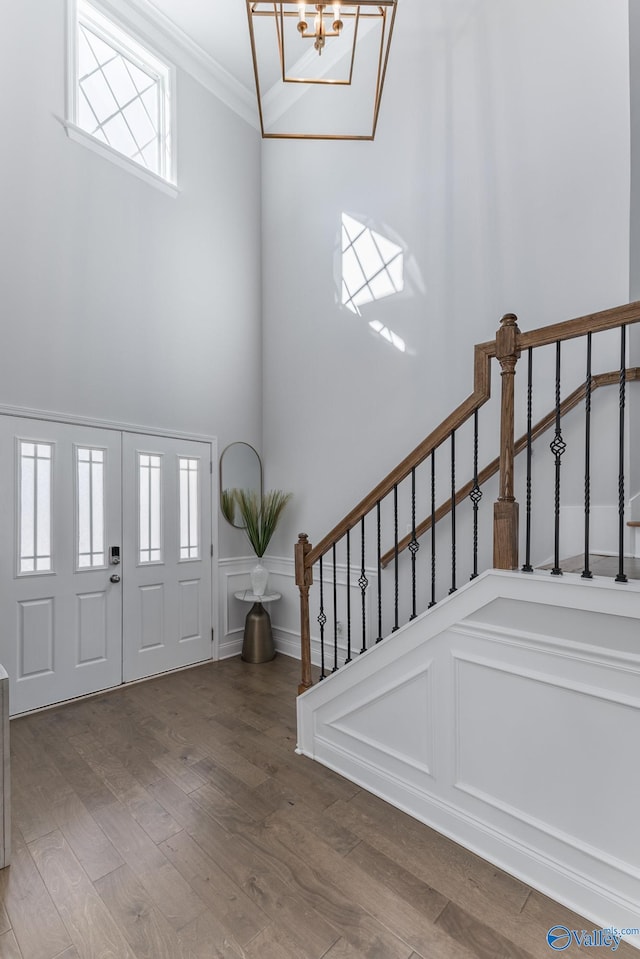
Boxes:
[314,8,323,52]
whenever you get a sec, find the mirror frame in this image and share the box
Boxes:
[219,442,263,529]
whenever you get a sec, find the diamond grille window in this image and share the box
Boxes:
[74,1,172,180]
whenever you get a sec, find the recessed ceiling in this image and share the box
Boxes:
[124,0,471,133]
[142,0,257,92]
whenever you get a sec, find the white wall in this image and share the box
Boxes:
[261,0,631,563]
[0,0,263,559]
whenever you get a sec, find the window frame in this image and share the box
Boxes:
[65,0,178,196]
[16,438,55,578]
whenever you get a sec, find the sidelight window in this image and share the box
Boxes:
[139,453,162,564]
[179,458,199,560]
[19,442,53,574]
[76,447,106,569]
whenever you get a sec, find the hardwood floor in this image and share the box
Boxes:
[1,655,635,958]
[539,553,640,579]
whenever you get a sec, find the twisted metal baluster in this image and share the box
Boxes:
[449,430,457,594]
[550,341,566,575]
[359,515,368,654]
[469,410,482,579]
[582,333,593,579]
[429,449,436,608]
[616,326,628,584]
[409,467,419,617]
[392,484,399,632]
[332,543,338,671]
[317,555,326,679]
[521,348,534,572]
[376,500,383,642]
[345,529,352,663]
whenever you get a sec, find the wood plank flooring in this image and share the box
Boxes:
[1,655,635,958]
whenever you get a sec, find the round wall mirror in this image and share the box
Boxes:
[219,442,262,528]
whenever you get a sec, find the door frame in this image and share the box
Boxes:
[0,403,220,663]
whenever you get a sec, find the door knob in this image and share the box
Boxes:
[110,574,121,584]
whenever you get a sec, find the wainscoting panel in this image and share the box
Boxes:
[297,570,640,947]
[218,555,379,665]
[218,555,312,659]
[218,556,257,658]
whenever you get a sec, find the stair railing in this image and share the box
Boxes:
[296,301,640,694]
[379,367,640,570]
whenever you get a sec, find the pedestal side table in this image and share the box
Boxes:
[234,590,281,663]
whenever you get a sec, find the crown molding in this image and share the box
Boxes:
[88,0,260,130]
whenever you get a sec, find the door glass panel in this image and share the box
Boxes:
[179,457,199,560]
[139,453,162,564]
[77,447,106,568]
[19,441,53,574]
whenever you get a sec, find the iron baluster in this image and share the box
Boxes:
[345,529,352,662]
[469,410,482,579]
[522,348,534,572]
[332,543,338,670]
[392,484,399,632]
[550,341,566,575]
[409,467,419,617]
[429,449,436,608]
[317,555,326,679]
[582,333,593,579]
[616,326,628,583]
[359,515,368,654]
[376,500,383,642]
[449,430,457,594]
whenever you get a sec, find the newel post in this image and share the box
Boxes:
[493,313,521,569]
[295,533,313,695]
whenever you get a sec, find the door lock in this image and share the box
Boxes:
[110,546,121,565]
[110,574,121,584]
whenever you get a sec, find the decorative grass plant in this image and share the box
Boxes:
[221,487,237,525]
[233,489,292,558]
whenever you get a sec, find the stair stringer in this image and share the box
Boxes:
[296,569,640,947]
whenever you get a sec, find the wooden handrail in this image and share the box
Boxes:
[379,367,640,569]
[518,300,640,351]
[304,340,495,568]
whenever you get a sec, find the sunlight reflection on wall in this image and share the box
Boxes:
[341,213,406,352]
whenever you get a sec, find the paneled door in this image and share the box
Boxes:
[0,418,214,714]
[0,417,123,714]
[122,433,213,683]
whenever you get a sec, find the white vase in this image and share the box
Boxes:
[251,562,269,597]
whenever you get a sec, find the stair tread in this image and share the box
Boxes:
[538,553,640,579]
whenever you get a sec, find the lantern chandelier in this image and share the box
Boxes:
[245,1,398,140]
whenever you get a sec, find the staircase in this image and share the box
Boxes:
[294,301,640,948]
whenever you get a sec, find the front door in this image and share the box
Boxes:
[122,432,213,682]
[0,417,123,714]
[0,416,213,715]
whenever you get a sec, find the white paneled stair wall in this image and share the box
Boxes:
[297,570,640,948]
